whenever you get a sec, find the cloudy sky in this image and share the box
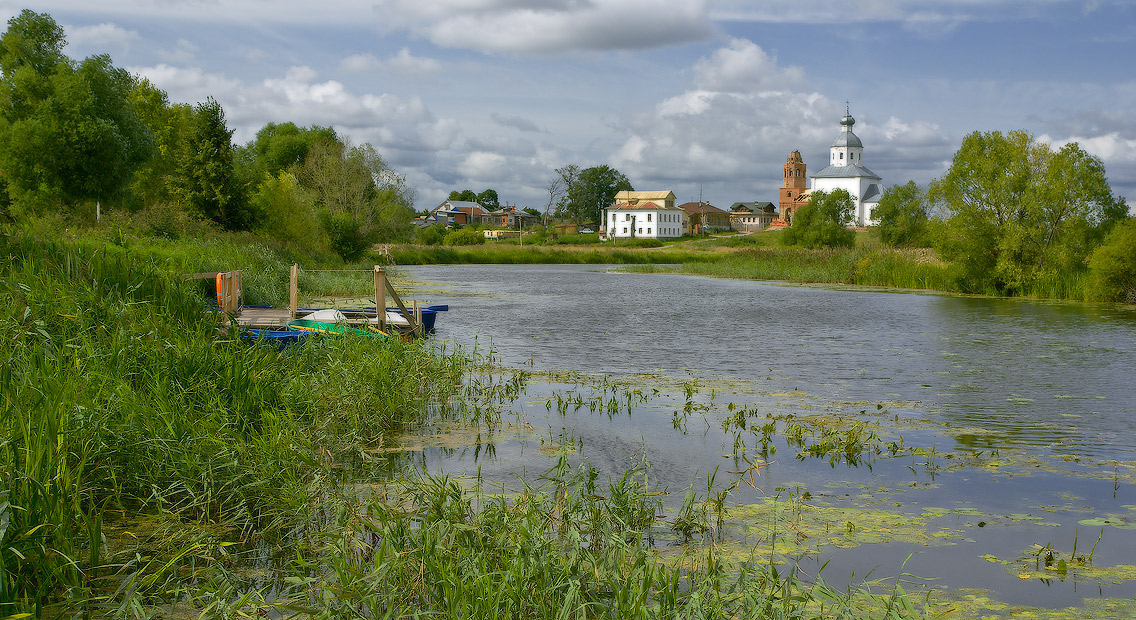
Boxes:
[6,0,1134,212]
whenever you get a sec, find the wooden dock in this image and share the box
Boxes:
[188,264,423,335]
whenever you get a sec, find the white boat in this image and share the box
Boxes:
[302,307,408,327]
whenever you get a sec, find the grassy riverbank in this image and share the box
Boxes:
[400,228,1107,301]
[0,227,943,618]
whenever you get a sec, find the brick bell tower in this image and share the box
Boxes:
[779,150,808,225]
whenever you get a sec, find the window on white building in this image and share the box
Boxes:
[647,213,652,222]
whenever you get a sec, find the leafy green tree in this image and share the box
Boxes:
[0,11,153,213]
[476,188,500,210]
[171,97,248,229]
[250,171,320,249]
[301,139,414,260]
[872,181,929,247]
[782,189,855,248]
[930,130,1125,294]
[237,121,338,182]
[1086,217,1136,303]
[448,189,477,202]
[126,79,192,209]
[557,164,631,225]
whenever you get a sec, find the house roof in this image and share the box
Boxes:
[432,200,487,215]
[678,201,728,215]
[729,201,777,214]
[607,201,669,211]
[861,183,881,203]
[811,164,881,180]
[614,190,675,203]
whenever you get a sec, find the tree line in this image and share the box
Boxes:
[0,10,415,261]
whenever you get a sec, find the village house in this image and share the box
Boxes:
[729,202,777,232]
[487,206,542,229]
[604,190,686,240]
[426,200,489,227]
[678,201,731,235]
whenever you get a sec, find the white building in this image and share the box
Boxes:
[809,109,882,226]
[604,190,686,240]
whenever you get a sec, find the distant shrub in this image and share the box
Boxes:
[1087,218,1136,303]
[613,238,664,249]
[548,233,600,245]
[417,224,446,245]
[442,227,485,246]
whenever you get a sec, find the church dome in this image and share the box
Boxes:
[831,110,862,148]
[831,131,863,148]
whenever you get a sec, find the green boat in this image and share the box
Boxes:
[285,319,385,337]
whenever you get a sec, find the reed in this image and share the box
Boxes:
[154,457,935,619]
[0,232,478,616]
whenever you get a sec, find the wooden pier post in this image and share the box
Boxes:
[374,266,386,331]
[289,264,299,319]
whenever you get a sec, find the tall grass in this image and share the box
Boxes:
[163,457,936,619]
[390,243,715,266]
[0,233,474,616]
[679,246,955,292]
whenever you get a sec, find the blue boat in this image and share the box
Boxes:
[240,328,309,351]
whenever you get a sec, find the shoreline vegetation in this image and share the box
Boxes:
[0,227,946,618]
[390,229,1112,303]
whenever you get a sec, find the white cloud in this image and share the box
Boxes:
[374,0,715,53]
[692,38,805,93]
[341,48,442,75]
[64,21,139,54]
[156,38,199,65]
[132,63,461,155]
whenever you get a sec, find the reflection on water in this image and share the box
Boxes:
[409,263,1136,458]
[386,263,1136,610]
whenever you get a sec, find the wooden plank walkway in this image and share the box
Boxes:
[235,308,293,329]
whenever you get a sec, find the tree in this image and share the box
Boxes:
[556,164,631,225]
[126,79,192,209]
[249,171,320,249]
[448,189,477,202]
[781,189,855,248]
[301,139,414,260]
[237,122,338,182]
[1086,217,1136,303]
[476,188,500,211]
[171,97,248,229]
[929,130,1125,294]
[0,11,153,213]
[872,181,929,247]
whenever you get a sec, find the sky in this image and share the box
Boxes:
[4,0,1134,213]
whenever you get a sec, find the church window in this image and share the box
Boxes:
[647,213,652,222]
[840,152,844,160]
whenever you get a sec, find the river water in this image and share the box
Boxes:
[400,263,1136,613]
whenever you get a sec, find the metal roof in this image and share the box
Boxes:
[862,184,881,202]
[830,131,863,148]
[811,164,881,180]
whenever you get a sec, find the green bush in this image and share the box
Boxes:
[442,227,486,246]
[1087,217,1136,303]
[417,223,446,245]
[782,190,855,249]
[548,232,600,245]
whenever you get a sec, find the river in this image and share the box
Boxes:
[399,263,1136,614]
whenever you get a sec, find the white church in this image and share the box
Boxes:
[807,108,882,226]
